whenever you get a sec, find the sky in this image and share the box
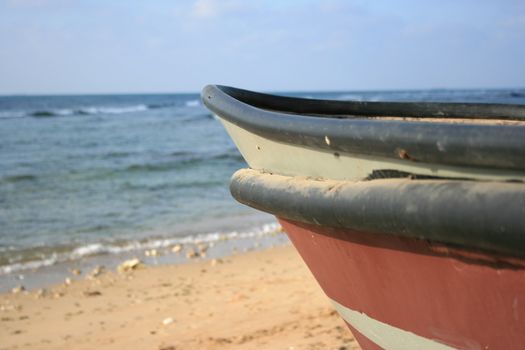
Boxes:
[0,0,524,94]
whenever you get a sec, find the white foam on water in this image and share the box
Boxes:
[185,99,200,107]
[0,110,28,119]
[0,222,281,276]
[79,105,149,115]
[1,254,58,275]
[336,94,365,101]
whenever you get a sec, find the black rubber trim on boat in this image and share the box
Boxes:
[230,169,525,259]
[202,85,525,171]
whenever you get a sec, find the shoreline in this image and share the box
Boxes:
[1,245,359,350]
[0,217,284,293]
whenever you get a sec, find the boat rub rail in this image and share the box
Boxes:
[202,85,525,171]
[230,168,525,260]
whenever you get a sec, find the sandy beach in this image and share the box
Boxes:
[0,245,359,350]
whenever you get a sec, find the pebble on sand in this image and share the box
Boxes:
[117,258,143,273]
[88,266,105,279]
[197,244,209,254]
[210,258,223,267]
[145,249,158,257]
[35,288,47,299]
[70,268,81,276]
[198,244,209,258]
[171,244,182,253]
[186,248,198,259]
[83,290,102,297]
[11,286,25,294]
[162,317,174,326]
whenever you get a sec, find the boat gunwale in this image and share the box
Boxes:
[230,168,525,259]
[202,85,525,171]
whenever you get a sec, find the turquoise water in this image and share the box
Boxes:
[0,88,524,282]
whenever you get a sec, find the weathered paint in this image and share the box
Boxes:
[219,118,525,182]
[280,218,525,350]
[331,299,455,350]
[230,168,525,259]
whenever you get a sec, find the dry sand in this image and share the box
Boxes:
[0,245,359,350]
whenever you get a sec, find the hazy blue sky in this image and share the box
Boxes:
[1,0,524,94]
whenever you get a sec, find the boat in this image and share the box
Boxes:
[202,85,525,350]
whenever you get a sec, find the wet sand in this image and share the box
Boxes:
[0,245,359,350]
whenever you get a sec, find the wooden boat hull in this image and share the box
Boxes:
[202,85,525,349]
[280,218,525,350]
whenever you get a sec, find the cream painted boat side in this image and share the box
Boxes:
[330,299,456,350]
[219,118,525,182]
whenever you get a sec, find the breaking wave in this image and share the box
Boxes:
[0,174,37,184]
[0,103,182,119]
[185,99,200,107]
[29,105,149,118]
[0,222,281,275]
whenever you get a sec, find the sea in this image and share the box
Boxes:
[1,88,524,291]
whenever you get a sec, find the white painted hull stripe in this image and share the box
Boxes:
[330,298,456,350]
[219,118,525,182]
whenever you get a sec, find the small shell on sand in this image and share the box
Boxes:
[83,290,102,297]
[159,346,176,350]
[70,268,81,276]
[186,248,198,259]
[145,249,158,257]
[210,258,223,267]
[64,278,72,286]
[162,317,174,326]
[11,285,25,294]
[88,266,105,279]
[171,244,182,253]
[117,258,143,273]
[35,288,47,299]
[194,244,209,258]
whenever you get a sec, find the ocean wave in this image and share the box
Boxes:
[0,222,280,275]
[27,106,149,118]
[510,92,525,98]
[147,102,176,109]
[185,99,201,107]
[30,111,63,117]
[124,152,243,173]
[80,105,149,115]
[335,94,365,101]
[58,151,243,182]
[0,255,59,275]
[0,103,180,119]
[0,174,37,184]
[177,113,215,123]
[102,151,133,159]
[125,163,176,172]
[29,109,77,117]
[335,94,385,102]
[169,150,194,157]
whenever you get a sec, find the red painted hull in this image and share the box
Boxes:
[279,218,525,350]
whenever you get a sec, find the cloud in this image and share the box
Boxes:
[0,0,523,93]
[191,0,216,18]
[190,0,254,19]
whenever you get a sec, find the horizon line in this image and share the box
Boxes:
[1,85,524,98]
